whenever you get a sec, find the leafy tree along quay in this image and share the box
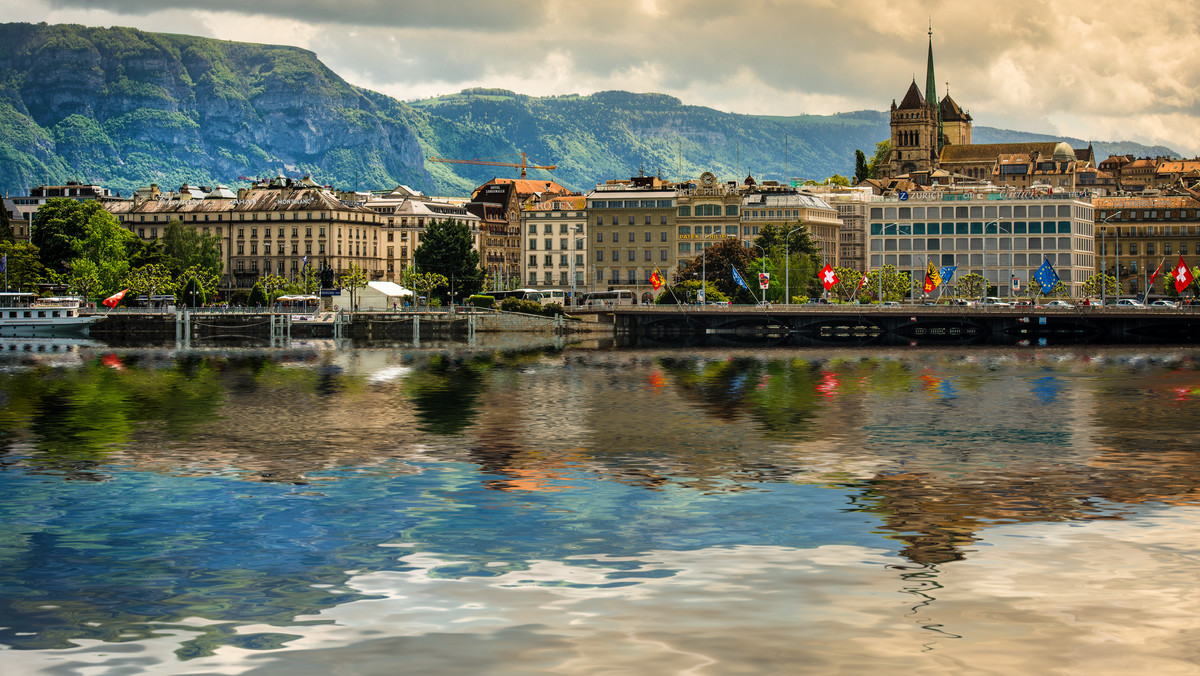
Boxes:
[413,219,483,303]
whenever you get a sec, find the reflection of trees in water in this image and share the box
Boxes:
[403,353,493,435]
[657,357,825,439]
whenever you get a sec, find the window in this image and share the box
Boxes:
[560,238,567,250]
[529,255,537,266]
[529,224,537,234]
[596,251,604,261]
[543,224,552,234]
[678,206,691,217]
[544,255,552,266]
[627,250,636,261]
[596,232,603,242]
[645,231,652,242]
[530,239,537,250]
[612,232,619,242]
[644,250,652,261]
[629,232,636,242]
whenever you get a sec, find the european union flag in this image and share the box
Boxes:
[1033,259,1059,290]
[732,265,749,290]
[939,265,957,281]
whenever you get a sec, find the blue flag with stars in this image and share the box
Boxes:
[938,265,957,282]
[731,265,749,290]
[1033,258,1059,291]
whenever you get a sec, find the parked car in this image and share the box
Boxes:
[1014,300,1032,308]
[981,297,1011,307]
[1150,300,1179,308]
[882,301,901,307]
[1045,300,1075,309]
[1114,299,1145,308]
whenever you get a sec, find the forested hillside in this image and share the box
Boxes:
[0,23,1179,198]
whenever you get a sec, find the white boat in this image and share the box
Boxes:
[0,292,103,336]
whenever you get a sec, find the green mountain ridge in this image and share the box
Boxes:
[0,23,1179,198]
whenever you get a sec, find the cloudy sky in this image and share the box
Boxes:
[11,0,1200,154]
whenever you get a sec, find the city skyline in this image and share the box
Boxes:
[5,1,1198,155]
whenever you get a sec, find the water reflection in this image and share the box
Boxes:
[4,346,1200,671]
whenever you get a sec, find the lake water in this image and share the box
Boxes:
[3,340,1200,674]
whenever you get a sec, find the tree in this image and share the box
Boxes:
[868,265,911,302]
[161,221,222,277]
[954,273,987,299]
[122,263,175,301]
[827,266,866,301]
[674,237,756,301]
[0,200,14,243]
[826,174,850,187]
[866,140,891,179]
[30,198,136,292]
[401,268,448,306]
[1081,273,1118,300]
[260,273,289,304]
[854,149,869,184]
[0,241,46,292]
[754,222,824,301]
[413,218,483,302]
[655,279,728,304]
[338,263,370,310]
[178,265,220,304]
[248,282,268,308]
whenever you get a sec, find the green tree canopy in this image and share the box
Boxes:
[674,236,756,301]
[854,149,869,184]
[0,201,14,243]
[413,218,483,302]
[122,263,175,301]
[0,241,46,292]
[162,221,223,277]
[866,140,891,179]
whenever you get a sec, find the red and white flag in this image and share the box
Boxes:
[855,272,869,292]
[102,289,129,308]
[1148,258,1166,289]
[819,264,839,291]
[1174,256,1194,293]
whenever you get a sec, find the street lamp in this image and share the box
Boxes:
[569,223,582,306]
[982,219,1013,302]
[1098,211,1120,303]
[785,228,802,305]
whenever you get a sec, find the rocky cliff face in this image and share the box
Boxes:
[0,23,433,195]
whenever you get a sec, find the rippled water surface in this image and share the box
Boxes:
[4,343,1200,674]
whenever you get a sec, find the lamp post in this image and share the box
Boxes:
[876,223,900,303]
[569,223,581,306]
[982,219,1012,302]
[1099,211,1120,303]
[751,242,767,304]
[785,228,802,305]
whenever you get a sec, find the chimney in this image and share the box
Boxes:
[237,187,248,201]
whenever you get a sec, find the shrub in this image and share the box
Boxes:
[540,302,564,317]
[500,297,543,314]
[467,294,495,308]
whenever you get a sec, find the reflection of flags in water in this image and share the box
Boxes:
[649,268,664,291]
[1033,259,1059,290]
[732,265,749,290]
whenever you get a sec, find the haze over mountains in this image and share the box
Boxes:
[0,22,1178,197]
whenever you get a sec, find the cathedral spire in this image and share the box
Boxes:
[925,20,943,156]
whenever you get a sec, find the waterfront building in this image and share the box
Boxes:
[675,171,742,269]
[808,186,874,273]
[106,176,383,291]
[867,192,1096,298]
[6,182,120,240]
[1093,195,1200,297]
[360,185,482,283]
[1098,156,1200,193]
[519,194,587,299]
[470,178,568,291]
[740,188,841,267]
[585,176,677,302]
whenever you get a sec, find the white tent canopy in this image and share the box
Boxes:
[352,281,415,310]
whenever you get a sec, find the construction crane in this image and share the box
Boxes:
[428,152,556,179]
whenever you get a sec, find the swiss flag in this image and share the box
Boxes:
[819,264,839,291]
[1174,256,1194,293]
[102,289,129,308]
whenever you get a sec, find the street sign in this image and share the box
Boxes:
[759,272,770,289]
[320,288,340,297]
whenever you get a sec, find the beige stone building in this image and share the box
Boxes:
[519,194,587,296]
[585,176,677,301]
[1093,195,1200,297]
[359,185,482,280]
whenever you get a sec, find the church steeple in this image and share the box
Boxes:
[925,22,943,155]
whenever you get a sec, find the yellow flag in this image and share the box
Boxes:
[927,260,942,287]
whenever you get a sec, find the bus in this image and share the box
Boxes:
[538,289,566,305]
[486,289,545,303]
[580,290,636,307]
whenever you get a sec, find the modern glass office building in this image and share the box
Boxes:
[867,195,1096,298]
